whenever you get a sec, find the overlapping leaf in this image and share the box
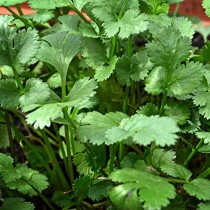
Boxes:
[109,168,176,210]
[28,0,69,9]
[0,0,26,6]
[203,0,210,17]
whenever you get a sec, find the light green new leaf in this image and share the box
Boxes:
[106,115,179,146]
[193,91,210,119]
[146,26,192,70]
[198,201,210,210]
[196,132,210,144]
[110,168,176,210]
[77,111,128,145]
[38,32,81,79]
[26,103,63,129]
[0,198,34,210]
[28,0,69,9]
[20,78,50,107]
[0,0,26,6]
[203,0,210,17]
[82,38,118,81]
[0,80,20,109]
[184,178,210,201]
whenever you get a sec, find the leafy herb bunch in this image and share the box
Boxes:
[1,0,210,209]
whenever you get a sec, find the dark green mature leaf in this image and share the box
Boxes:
[184,178,210,201]
[140,0,169,14]
[20,78,50,107]
[198,201,210,210]
[203,0,210,17]
[29,0,69,9]
[52,191,74,209]
[82,38,117,81]
[77,111,128,145]
[137,103,158,116]
[0,0,26,6]
[110,168,176,210]
[0,124,9,149]
[0,80,20,109]
[0,198,34,210]
[38,32,81,80]
[7,164,49,196]
[0,16,39,72]
[146,62,205,96]
[193,91,210,119]
[146,26,192,70]
[106,115,179,146]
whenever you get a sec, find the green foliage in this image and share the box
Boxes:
[0,0,26,6]
[203,0,210,17]
[0,198,34,210]
[28,0,69,9]
[109,168,176,210]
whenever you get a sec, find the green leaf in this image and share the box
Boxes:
[77,111,128,145]
[0,153,20,183]
[184,178,210,201]
[38,32,81,79]
[137,103,158,116]
[52,191,74,209]
[116,51,153,85]
[110,168,176,210]
[145,62,205,96]
[88,180,113,201]
[20,78,50,107]
[0,17,39,71]
[0,0,26,6]
[196,132,210,144]
[140,0,169,14]
[146,26,192,70]
[106,115,179,146]
[25,10,55,23]
[0,124,13,149]
[193,91,210,119]
[28,0,69,9]
[47,73,61,88]
[82,38,117,81]
[0,198,34,210]
[164,101,190,125]
[7,164,49,196]
[73,176,92,200]
[198,201,210,210]
[0,80,20,109]
[203,0,210,17]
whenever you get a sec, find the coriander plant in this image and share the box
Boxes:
[1,0,210,209]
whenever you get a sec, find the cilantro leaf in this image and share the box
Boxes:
[196,132,210,144]
[0,79,20,109]
[110,168,176,210]
[198,201,210,210]
[77,111,128,145]
[193,91,210,119]
[106,115,179,146]
[82,38,117,81]
[137,103,158,116]
[184,178,210,201]
[146,62,205,96]
[140,0,169,14]
[0,198,34,210]
[203,0,210,17]
[0,124,13,149]
[28,0,69,9]
[0,17,39,72]
[20,78,50,107]
[0,0,26,6]
[38,32,81,80]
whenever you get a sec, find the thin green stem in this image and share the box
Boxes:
[173,3,180,17]
[4,6,33,28]
[5,111,15,161]
[40,130,70,190]
[109,144,118,173]
[109,36,117,61]
[69,4,89,23]
[183,138,204,167]
[15,4,24,16]
[61,76,67,101]
[12,66,24,92]
[22,178,55,210]
[165,177,186,184]
[159,91,168,116]
[53,123,69,177]
[198,167,210,178]
[63,116,75,186]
